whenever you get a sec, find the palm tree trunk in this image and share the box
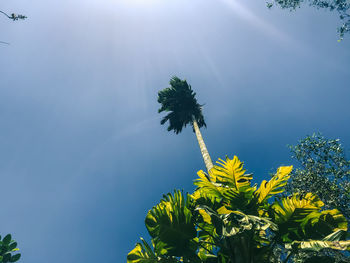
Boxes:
[192,119,213,172]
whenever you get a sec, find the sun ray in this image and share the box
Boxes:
[219,0,295,44]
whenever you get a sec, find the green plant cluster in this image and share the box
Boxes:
[128,156,350,263]
[0,235,21,263]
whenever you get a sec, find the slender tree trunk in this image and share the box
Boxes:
[192,119,213,172]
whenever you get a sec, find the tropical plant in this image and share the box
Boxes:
[158,77,213,172]
[128,155,350,263]
[0,234,21,263]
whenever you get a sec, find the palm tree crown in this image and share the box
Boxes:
[158,76,206,134]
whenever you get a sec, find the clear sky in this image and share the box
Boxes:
[1,0,349,262]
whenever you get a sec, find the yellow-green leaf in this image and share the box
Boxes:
[210,156,252,191]
[255,165,292,203]
[198,209,212,224]
[217,206,234,215]
[286,239,350,251]
[272,193,324,224]
[127,243,152,263]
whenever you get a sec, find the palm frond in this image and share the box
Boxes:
[157,77,206,134]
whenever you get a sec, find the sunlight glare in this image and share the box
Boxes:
[120,0,162,7]
[219,0,294,44]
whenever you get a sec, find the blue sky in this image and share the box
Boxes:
[1,0,350,262]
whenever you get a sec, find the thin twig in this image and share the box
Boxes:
[0,10,27,21]
[0,10,11,19]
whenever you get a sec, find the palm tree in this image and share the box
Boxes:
[158,76,213,172]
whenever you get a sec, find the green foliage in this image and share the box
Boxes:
[0,234,21,263]
[285,133,350,262]
[127,238,180,263]
[129,155,350,263]
[266,0,350,39]
[270,193,347,242]
[158,77,206,134]
[145,190,198,260]
[287,133,350,220]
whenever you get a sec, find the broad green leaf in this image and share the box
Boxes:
[255,166,292,203]
[3,253,11,262]
[3,234,12,245]
[302,209,348,239]
[222,188,256,213]
[194,171,225,200]
[210,156,252,191]
[195,156,258,214]
[322,229,347,241]
[10,254,21,263]
[200,205,277,238]
[145,190,197,257]
[198,209,212,224]
[286,239,350,251]
[127,242,156,263]
[197,249,217,262]
[271,193,324,224]
[127,239,179,263]
[217,206,233,215]
[270,193,348,242]
[8,242,17,251]
[270,193,324,241]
